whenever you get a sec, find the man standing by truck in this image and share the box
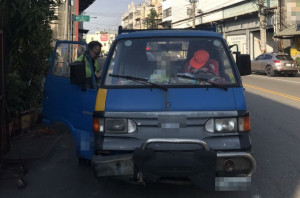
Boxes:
[77,41,102,88]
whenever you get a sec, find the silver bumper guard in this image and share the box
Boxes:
[92,138,256,191]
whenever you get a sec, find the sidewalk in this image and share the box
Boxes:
[0,123,68,188]
[4,124,63,160]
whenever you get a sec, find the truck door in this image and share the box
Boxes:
[42,41,98,159]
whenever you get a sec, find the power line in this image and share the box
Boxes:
[84,11,123,15]
[84,13,123,18]
[84,22,118,27]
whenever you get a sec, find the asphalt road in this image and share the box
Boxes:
[243,73,300,198]
[1,73,300,198]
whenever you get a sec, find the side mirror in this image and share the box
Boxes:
[236,54,251,76]
[229,44,237,50]
[70,61,86,85]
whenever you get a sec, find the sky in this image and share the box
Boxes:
[83,0,145,34]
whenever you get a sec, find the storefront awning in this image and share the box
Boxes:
[159,20,172,28]
[79,0,95,13]
[274,24,300,38]
[79,29,89,34]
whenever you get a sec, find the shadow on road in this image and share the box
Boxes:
[245,90,300,198]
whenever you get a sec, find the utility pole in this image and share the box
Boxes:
[257,0,267,53]
[75,0,79,42]
[64,0,69,40]
[143,4,146,29]
[71,14,75,41]
[69,0,73,41]
[277,0,283,52]
[190,0,197,29]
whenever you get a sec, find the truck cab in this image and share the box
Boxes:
[43,29,255,191]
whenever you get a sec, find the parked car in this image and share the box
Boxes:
[251,53,298,77]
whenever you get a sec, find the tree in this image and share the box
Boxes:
[146,8,159,29]
[0,0,60,118]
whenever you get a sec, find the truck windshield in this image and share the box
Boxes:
[104,37,237,87]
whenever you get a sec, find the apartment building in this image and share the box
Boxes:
[121,0,162,29]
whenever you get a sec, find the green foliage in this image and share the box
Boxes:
[0,0,60,117]
[145,8,159,29]
[6,72,27,118]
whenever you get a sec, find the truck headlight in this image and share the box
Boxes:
[215,118,237,132]
[205,116,250,133]
[93,118,137,133]
[205,118,237,133]
[106,119,127,132]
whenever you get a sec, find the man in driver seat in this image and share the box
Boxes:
[185,50,220,76]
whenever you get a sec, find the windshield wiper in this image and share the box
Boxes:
[177,74,228,91]
[109,74,168,91]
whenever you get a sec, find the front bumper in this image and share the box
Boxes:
[92,138,256,191]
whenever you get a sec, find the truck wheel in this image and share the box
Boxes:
[265,66,274,77]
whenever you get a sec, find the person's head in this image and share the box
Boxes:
[189,50,209,70]
[88,41,102,60]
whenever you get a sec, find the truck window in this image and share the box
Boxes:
[51,43,86,78]
[104,37,237,86]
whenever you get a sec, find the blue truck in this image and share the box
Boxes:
[43,27,256,191]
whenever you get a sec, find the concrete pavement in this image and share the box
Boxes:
[0,123,98,198]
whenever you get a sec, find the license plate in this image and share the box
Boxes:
[286,64,291,67]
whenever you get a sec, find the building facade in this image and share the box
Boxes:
[51,0,95,43]
[51,1,76,42]
[121,0,163,29]
[85,31,117,53]
[274,0,300,60]
[161,0,281,59]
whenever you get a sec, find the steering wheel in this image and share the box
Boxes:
[193,68,217,79]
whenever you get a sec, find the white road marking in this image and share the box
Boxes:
[245,74,300,84]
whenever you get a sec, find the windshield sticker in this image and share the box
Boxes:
[213,40,221,47]
[124,40,132,47]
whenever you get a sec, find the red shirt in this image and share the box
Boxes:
[185,59,220,76]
